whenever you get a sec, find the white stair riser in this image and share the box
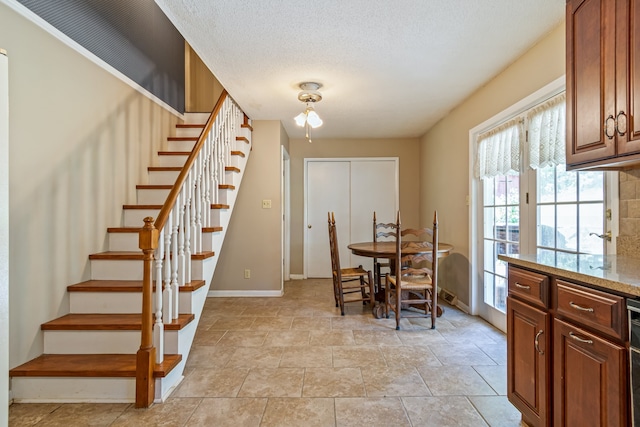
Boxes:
[148,170,181,185]
[11,377,136,403]
[108,233,139,252]
[43,330,182,354]
[90,259,208,281]
[137,188,170,205]
[157,155,188,168]
[69,291,197,315]
[174,127,203,138]
[123,208,160,227]
[183,113,209,124]
[167,140,196,152]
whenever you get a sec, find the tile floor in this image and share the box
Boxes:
[9,279,523,426]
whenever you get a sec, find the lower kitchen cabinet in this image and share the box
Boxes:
[507,296,551,426]
[553,318,627,427]
[506,265,629,427]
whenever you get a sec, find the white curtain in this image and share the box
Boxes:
[527,92,566,169]
[474,117,523,179]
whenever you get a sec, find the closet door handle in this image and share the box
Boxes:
[604,114,616,139]
[569,331,593,345]
[616,111,627,136]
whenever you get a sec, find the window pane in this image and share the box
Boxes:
[484,240,494,273]
[556,164,577,202]
[484,272,494,306]
[538,205,555,248]
[580,203,604,254]
[537,165,555,203]
[484,208,495,238]
[507,208,519,241]
[507,242,519,255]
[496,258,507,277]
[579,171,604,201]
[495,276,507,313]
[483,178,495,205]
[507,175,519,205]
[495,176,506,205]
[537,248,555,265]
[557,204,577,251]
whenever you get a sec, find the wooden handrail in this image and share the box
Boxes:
[136,90,229,408]
[153,90,228,231]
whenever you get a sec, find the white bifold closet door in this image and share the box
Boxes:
[305,158,398,278]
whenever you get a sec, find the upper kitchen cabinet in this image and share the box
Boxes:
[566,0,640,169]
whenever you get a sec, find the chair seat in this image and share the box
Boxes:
[340,267,369,277]
[388,275,433,290]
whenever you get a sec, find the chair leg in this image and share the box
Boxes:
[359,275,367,305]
[384,276,390,319]
[395,288,401,330]
[367,271,375,306]
[431,289,437,329]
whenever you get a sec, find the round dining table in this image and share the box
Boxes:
[347,240,453,318]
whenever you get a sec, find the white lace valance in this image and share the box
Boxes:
[527,92,566,169]
[474,117,523,179]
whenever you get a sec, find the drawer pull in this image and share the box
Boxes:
[569,301,594,313]
[534,330,544,355]
[514,282,530,290]
[569,332,593,345]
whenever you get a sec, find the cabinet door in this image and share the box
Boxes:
[566,0,617,166]
[553,318,628,427]
[507,296,550,427]
[617,0,640,154]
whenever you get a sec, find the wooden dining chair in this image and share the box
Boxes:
[373,211,396,291]
[384,210,439,330]
[328,212,375,316]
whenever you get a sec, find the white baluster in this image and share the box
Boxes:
[178,188,186,287]
[171,198,180,320]
[185,172,193,284]
[163,214,173,323]
[154,231,164,363]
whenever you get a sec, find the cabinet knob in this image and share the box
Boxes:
[604,115,616,139]
[616,111,627,136]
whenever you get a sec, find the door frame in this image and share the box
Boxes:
[281,146,291,282]
[303,157,399,279]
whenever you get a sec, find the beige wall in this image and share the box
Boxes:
[420,22,566,306]
[2,3,180,366]
[289,138,421,275]
[211,121,288,292]
[617,169,640,257]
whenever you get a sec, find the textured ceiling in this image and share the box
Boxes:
[155,0,565,140]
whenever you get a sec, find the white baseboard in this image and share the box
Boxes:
[289,274,305,280]
[208,289,284,298]
[456,301,470,314]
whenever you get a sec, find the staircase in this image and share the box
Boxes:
[9,94,252,403]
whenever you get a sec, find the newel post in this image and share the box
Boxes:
[136,217,158,408]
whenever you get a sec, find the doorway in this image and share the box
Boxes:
[304,158,398,278]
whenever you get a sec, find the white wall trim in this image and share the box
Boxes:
[289,274,305,280]
[0,0,184,118]
[208,290,285,298]
[467,75,565,317]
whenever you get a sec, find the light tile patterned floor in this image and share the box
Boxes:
[9,279,523,426]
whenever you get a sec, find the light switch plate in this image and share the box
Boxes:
[262,199,272,209]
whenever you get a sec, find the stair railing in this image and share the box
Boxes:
[136,90,245,407]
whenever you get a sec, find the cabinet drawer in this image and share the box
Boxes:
[555,279,625,341]
[508,266,549,308]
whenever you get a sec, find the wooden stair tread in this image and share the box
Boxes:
[203,226,223,232]
[176,124,204,128]
[148,167,182,172]
[107,227,141,233]
[211,204,230,209]
[136,184,172,189]
[241,123,253,132]
[9,354,181,378]
[219,184,235,190]
[158,151,190,155]
[231,150,245,157]
[41,313,194,331]
[67,280,206,293]
[167,137,198,141]
[225,166,241,173]
[123,204,162,210]
[89,251,214,260]
[236,136,250,144]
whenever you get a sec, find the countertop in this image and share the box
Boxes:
[498,253,640,298]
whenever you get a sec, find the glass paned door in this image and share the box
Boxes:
[482,174,519,313]
[536,164,604,268]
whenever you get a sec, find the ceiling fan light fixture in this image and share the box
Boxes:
[294,82,324,142]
